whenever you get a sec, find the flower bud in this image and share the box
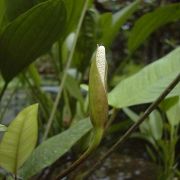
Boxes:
[89,45,108,129]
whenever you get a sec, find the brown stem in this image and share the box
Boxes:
[83,73,180,178]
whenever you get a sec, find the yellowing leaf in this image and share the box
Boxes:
[0,104,38,174]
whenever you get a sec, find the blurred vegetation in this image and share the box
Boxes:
[0,0,180,179]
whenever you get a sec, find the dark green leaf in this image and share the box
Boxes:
[5,0,35,21]
[98,12,112,44]
[0,0,66,82]
[0,0,5,28]
[74,9,97,73]
[63,0,84,36]
[101,0,140,46]
[128,3,180,52]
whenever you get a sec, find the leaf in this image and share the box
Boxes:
[0,104,38,174]
[27,64,41,87]
[74,9,97,73]
[0,0,66,82]
[0,124,7,132]
[0,0,5,28]
[108,47,180,108]
[20,118,92,179]
[98,12,112,44]
[63,0,85,36]
[166,97,180,126]
[123,108,151,138]
[128,3,180,52]
[5,0,35,21]
[124,108,163,141]
[64,74,84,104]
[149,110,163,140]
[123,107,139,122]
[101,0,140,46]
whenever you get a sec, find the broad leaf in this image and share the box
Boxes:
[0,0,66,82]
[108,47,180,108]
[74,9,97,73]
[20,119,92,179]
[101,0,140,46]
[0,0,5,28]
[128,3,180,52]
[63,0,85,36]
[0,104,38,174]
[5,0,34,21]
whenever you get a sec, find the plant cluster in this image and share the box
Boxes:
[0,0,180,179]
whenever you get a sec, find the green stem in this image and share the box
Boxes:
[43,0,89,140]
[0,82,18,123]
[22,74,50,119]
[55,128,104,179]
[167,125,177,178]
[0,82,8,103]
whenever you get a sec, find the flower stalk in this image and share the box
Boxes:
[55,45,108,179]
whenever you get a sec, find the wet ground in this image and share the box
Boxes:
[89,152,157,180]
[86,141,158,180]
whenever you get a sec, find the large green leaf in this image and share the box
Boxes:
[128,3,180,52]
[0,0,5,28]
[0,104,38,174]
[5,0,35,21]
[100,0,140,46]
[74,9,97,73]
[20,119,92,179]
[0,0,66,82]
[108,47,180,108]
[63,0,84,36]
